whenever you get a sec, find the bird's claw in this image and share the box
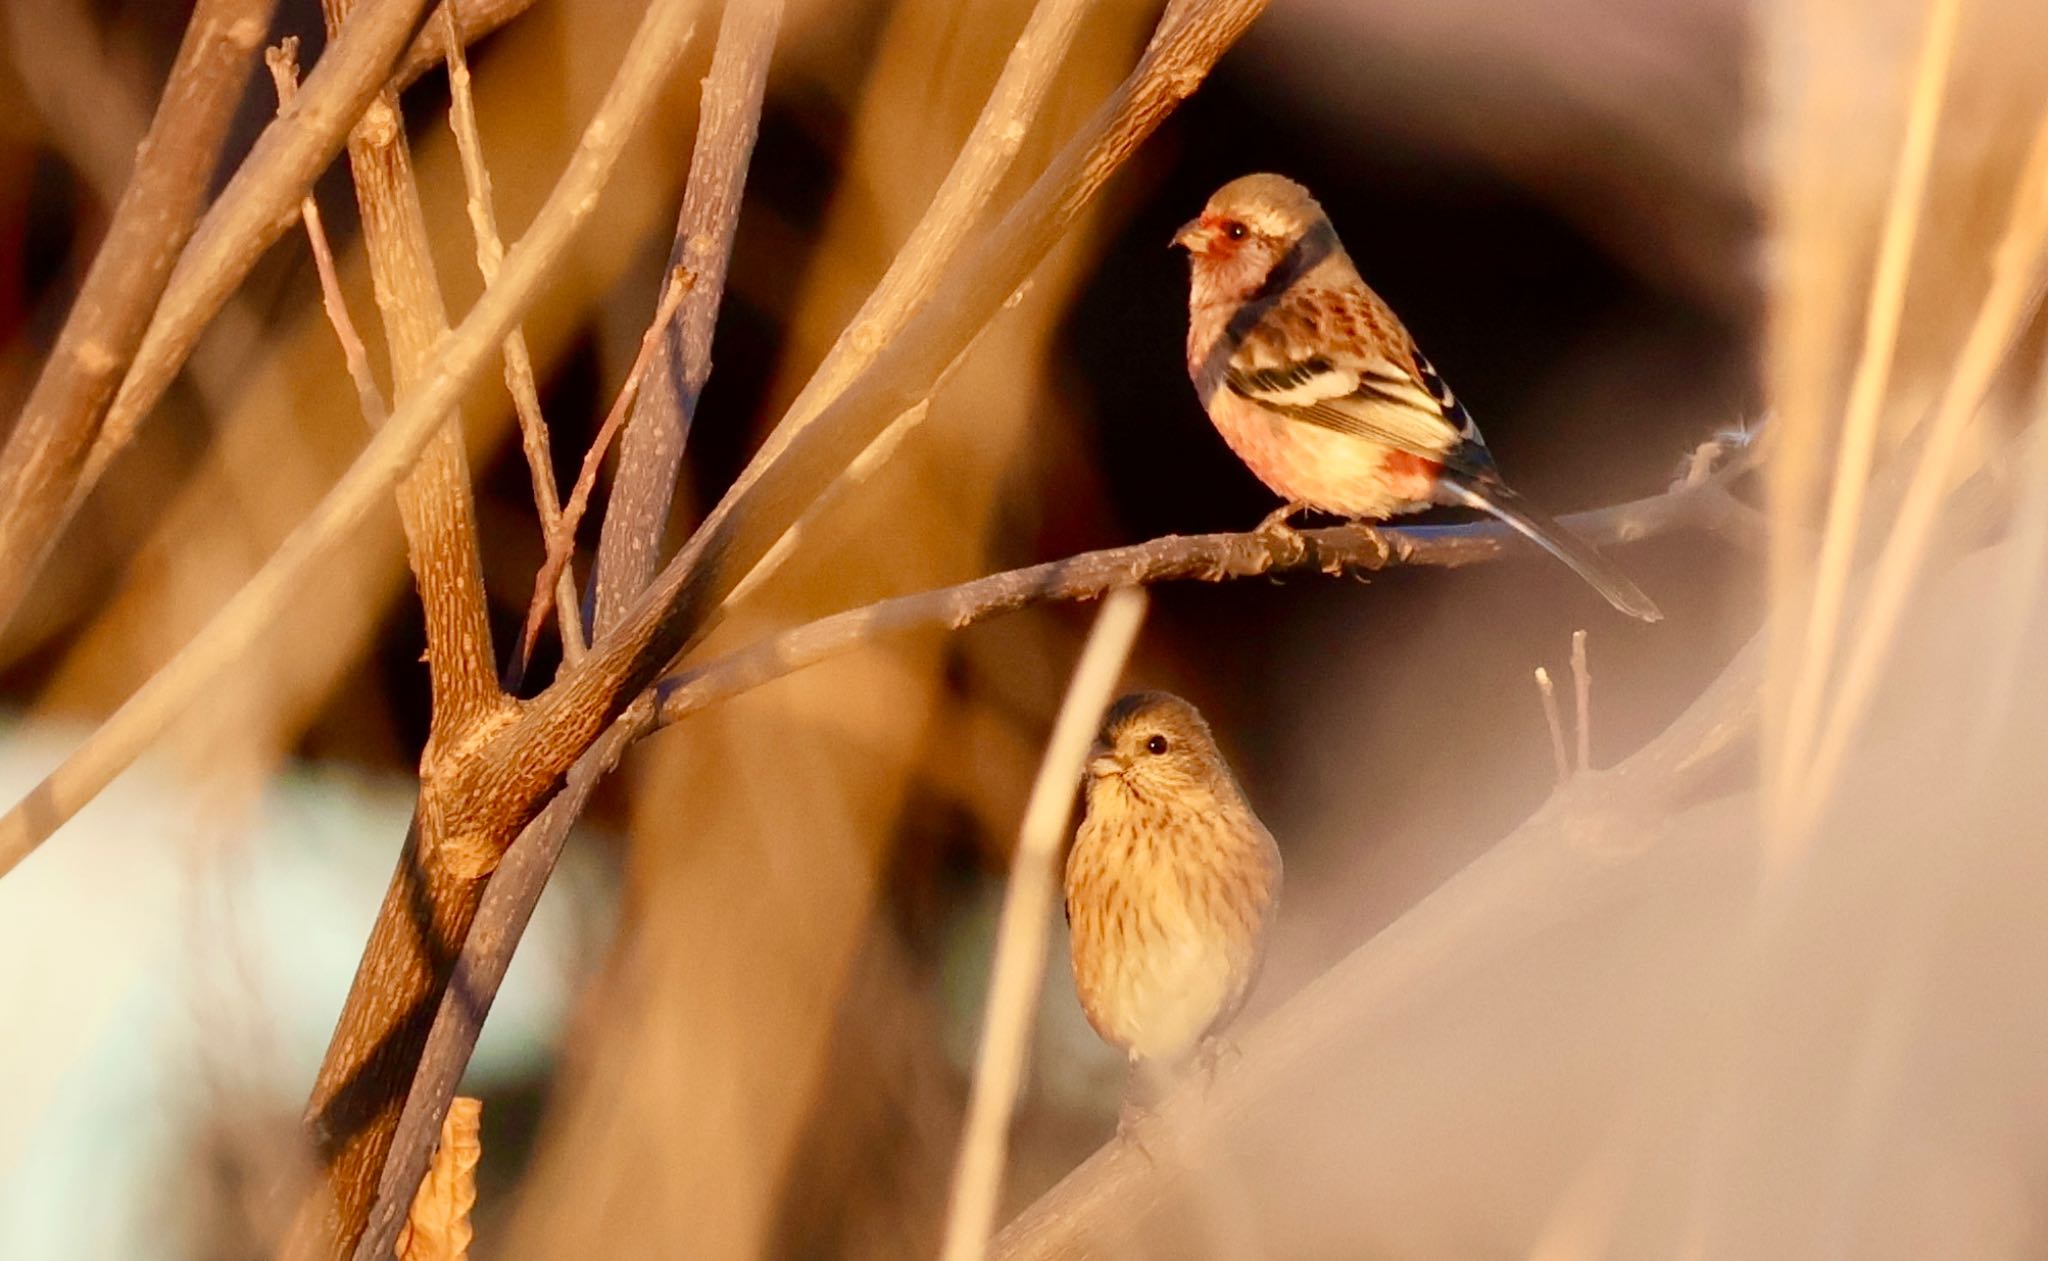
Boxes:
[1253,502,1309,558]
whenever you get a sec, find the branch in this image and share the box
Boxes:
[590,0,786,635]
[709,0,1101,616]
[649,462,1754,734]
[0,0,695,881]
[319,0,502,729]
[510,265,695,682]
[270,42,391,433]
[78,0,439,536]
[0,0,276,634]
[495,0,1272,852]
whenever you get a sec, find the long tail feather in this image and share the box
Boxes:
[1440,477,1664,623]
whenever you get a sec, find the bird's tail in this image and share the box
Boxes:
[1440,475,1663,623]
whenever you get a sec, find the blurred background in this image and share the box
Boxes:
[0,0,1893,1255]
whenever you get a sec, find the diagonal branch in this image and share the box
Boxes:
[319,0,502,729]
[0,0,277,635]
[0,0,697,876]
[590,0,786,635]
[488,0,1273,851]
[674,0,1101,620]
[647,455,1757,733]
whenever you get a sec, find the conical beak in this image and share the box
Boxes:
[1085,739,1123,780]
[1171,216,1206,250]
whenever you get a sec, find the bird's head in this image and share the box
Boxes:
[1173,173,1330,305]
[1086,690,1235,801]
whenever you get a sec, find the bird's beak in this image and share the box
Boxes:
[1085,740,1124,780]
[1171,216,1206,251]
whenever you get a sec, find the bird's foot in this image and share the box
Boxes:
[1252,502,1309,558]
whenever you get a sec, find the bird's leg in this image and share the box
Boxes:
[1193,1035,1242,1095]
[1115,1092,1159,1168]
[1253,501,1309,554]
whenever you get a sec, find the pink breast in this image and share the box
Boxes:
[1203,389,1440,520]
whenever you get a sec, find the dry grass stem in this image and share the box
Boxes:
[939,587,1149,1261]
[1776,0,1963,817]
[1535,667,1570,786]
[439,0,585,663]
[1789,106,2048,852]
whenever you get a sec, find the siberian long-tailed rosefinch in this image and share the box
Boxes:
[1065,692,1282,1084]
[1176,172,1662,622]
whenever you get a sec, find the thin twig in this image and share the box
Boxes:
[0,0,276,636]
[939,588,1149,1261]
[267,41,390,431]
[1777,0,1962,815]
[590,0,786,634]
[1535,668,1570,786]
[439,0,585,664]
[1571,629,1592,776]
[511,266,694,683]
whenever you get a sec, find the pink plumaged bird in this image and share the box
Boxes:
[1175,172,1662,622]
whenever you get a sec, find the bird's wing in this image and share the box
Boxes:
[1224,287,1495,479]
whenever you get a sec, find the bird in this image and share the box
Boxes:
[1064,691,1282,1104]
[1173,172,1662,622]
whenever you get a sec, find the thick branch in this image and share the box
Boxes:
[590,0,785,634]
[0,0,276,635]
[321,0,502,729]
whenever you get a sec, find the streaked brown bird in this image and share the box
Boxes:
[1064,692,1283,1090]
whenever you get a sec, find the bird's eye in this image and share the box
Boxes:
[1144,734,1169,755]
[1222,221,1249,241]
